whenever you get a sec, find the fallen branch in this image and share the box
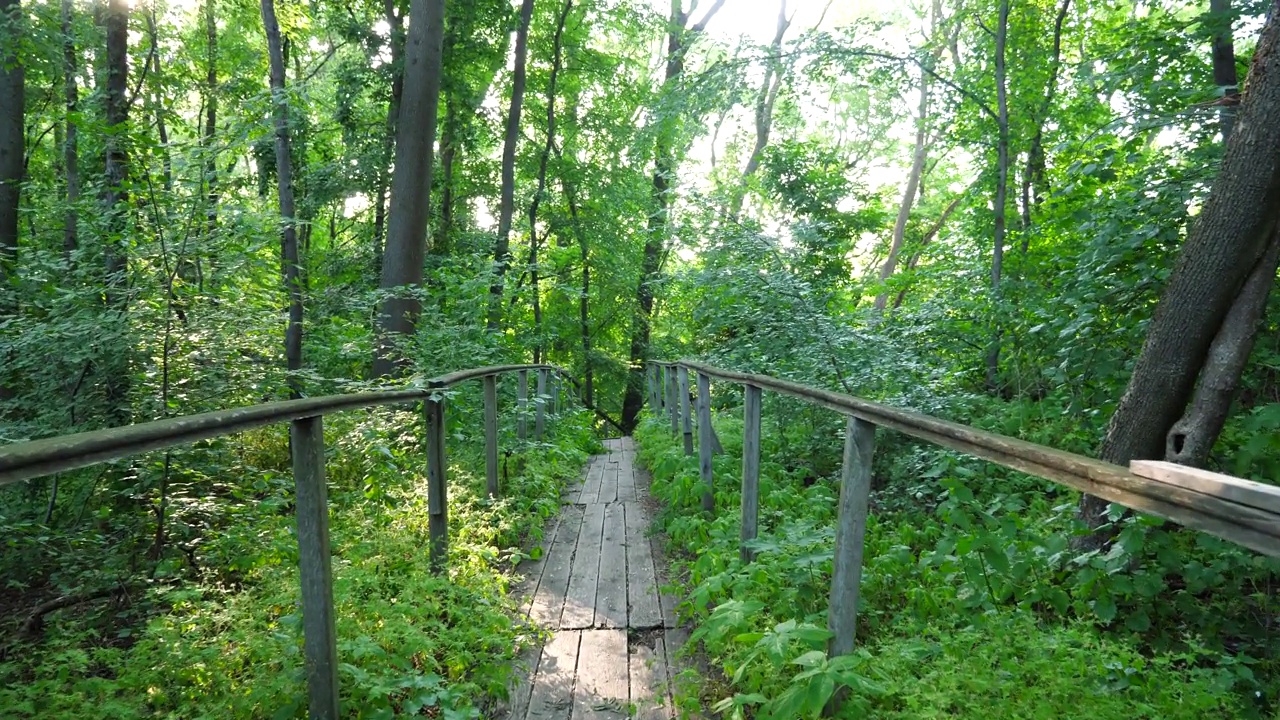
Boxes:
[21,587,121,638]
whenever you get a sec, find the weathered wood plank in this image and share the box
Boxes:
[290,416,339,720]
[678,366,694,456]
[629,636,672,720]
[579,457,605,505]
[527,630,581,720]
[536,368,548,441]
[597,459,619,505]
[1131,460,1280,514]
[570,629,629,720]
[616,452,638,502]
[484,374,500,498]
[741,383,762,562]
[696,372,714,513]
[828,417,875,659]
[520,513,564,618]
[517,370,529,443]
[595,503,628,629]
[502,642,542,720]
[532,505,584,626]
[562,503,606,629]
[624,501,663,630]
[425,397,448,574]
[662,627,691,707]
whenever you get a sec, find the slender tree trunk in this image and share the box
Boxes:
[145,6,172,199]
[372,0,445,377]
[1020,0,1070,238]
[875,67,930,312]
[1079,1,1280,528]
[891,192,964,309]
[62,0,79,263]
[201,0,217,280]
[0,0,23,296]
[487,0,536,332]
[620,0,726,433]
[433,96,458,256]
[727,0,790,220]
[985,0,1010,393]
[101,0,131,422]
[373,0,404,274]
[260,0,303,397]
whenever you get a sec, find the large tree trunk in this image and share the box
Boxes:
[373,0,404,274]
[620,0,726,433]
[260,0,304,397]
[984,0,1010,393]
[0,0,22,296]
[102,0,131,423]
[486,0,536,332]
[372,0,445,377]
[1079,1,1280,528]
[62,0,79,263]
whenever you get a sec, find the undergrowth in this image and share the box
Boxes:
[636,412,1279,719]
[0,405,597,718]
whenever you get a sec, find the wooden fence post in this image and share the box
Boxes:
[483,375,499,498]
[535,368,548,441]
[827,415,875,710]
[425,393,448,574]
[666,366,679,436]
[678,366,694,456]
[740,384,762,563]
[646,365,658,412]
[290,415,339,720]
[517,369,528,443]
[696,372,714,513]
[551,372,560,416]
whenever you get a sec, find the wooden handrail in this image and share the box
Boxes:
[0,362,573,720]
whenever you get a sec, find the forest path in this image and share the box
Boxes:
[502,437,688,720]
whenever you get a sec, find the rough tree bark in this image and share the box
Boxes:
[372,0,445,377]
[101,0,131,423]
[260,0,304,397]
[486,0,537,332]
[620,0,726,433]
[372,0,404,271]
[1079,1,1280,528]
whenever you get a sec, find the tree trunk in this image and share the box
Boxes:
[202,0,218,256]
[727,0,790,220]
[985,0,1010,393]
[0,0,23,296]
[62,0,79,263]
[875,67,930,312]
[1079,1,1280,528]
[145,7,173,199]
[1019,0,1070,239]
[373,0,404,273]
[486,0,536,332]
[891,191,965,309]
[372,0,445,377]
[620,0,726,433]
[101,0,131,423]
[1210,0,1240,140]
[260,0,304,397]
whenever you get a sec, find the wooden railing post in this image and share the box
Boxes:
[551,372,560,416]
[696,371,714,513]
[535,368,548,441]
[425,393,448,574]
[678,366,694,456]
[827,416,875,700]
[740,384,762,563]
[483,375,499,498]
[666,366,679,436]
[517,369,529,443]
[646,365,658,412]
[290,415,339,720]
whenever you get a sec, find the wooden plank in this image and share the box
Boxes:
[629,636,672,720]
[484,374,500,497]
[665,368,679,436]
[828,417,875,659]
[580,458,605,505]
[563,459,589,505]
[502,642,542,720]
[624,502,663,630]
[595,503,628,629]
[662,627,691,705]
[527,630,582,720]
[741,384,762,563]
[536,368,549,441]
[616,452,637,503]
[678,366,694,456]
[521,513,564,618]
[425,397,448,574]
[290,416,339,720]
[532,506,584,626]
[597,459,619,505]
[571,629,629,720]
[1131,460,1280,514]
[562,504,606,629]
[696,372,714,513]
[517,369,529,443]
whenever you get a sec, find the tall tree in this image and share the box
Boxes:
[1019,0,1071,235]
[1209,0,1240,140]
[487,0,537,332]
[372,0,404,269]
[1079,0,1280,528]
[620,0,726,432]
[202,0,218,255]
[260,0,304,397]
[984,0,1010,392]
[62,0,79,262]
[373,0,446,377]
[101,0,131,422]
[0,0,21,296]
[726,0,792,220]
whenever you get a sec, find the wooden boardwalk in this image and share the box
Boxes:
[505,438,687,720]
